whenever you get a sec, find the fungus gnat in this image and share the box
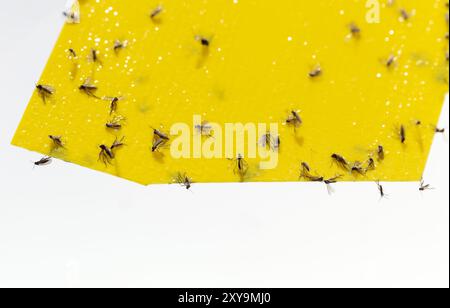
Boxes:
[195,35,211,47]
[260,132,280,151]
[419,179,433,192]
[106,116,125,130]
[49,135,64,148]
[113,40,128,53]
[400,8,411,21]
[435,127,445,134]
[351,161,366,176]
[286,110,302,128]
[111,137,125,151]
[175,172,193,190]
[331,153,349,170]
[68,48,77,58]
[195,122,214,138]
[376,181,387,199]
[99,144,114,166]
[349,23,361,37]
[230,154,249,176]
[79,79,99,98]
[103,96,123,115]
[399,125,406,143]
[366,157,376,171]
[377,145,385,161]
[36,84,54,102]
[151,128,170,152]
[150,5,163,20]
[309,66,322,78]
[89,49,100,63]
[34,156,52,167]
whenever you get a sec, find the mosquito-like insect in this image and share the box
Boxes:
[229,154,249,177]
[111,136,125,151]
[36,84,55,102]
[324,175,342,195]
[34,156,52,167]
[63,1,80,24]
[49,135,64,148]
[99,144,114,166]
[331,153,349,170]
[79,79,99,98]
[151,128,170,152]
[400,8,411,21]
[150,5,163,20]
[419,179,434,192]
[309,66,322,78]
[102,96,123,115]
[68,48,77,58]
[195,122,214,138]
[351,161,366,175]
[174,172,193,190]
[299,162,323,182]
[435,126,445,134]
[113,40,128,53]
[88,49,101,64]
[349,22,361,37]
[260,132,280,151]
[386,54,396,67]
[106,116,125,130]
[286,110,302,128]
[376,181,387,199]
[377,145,385,161]
[399,125,406,143]
[366,157,376,171]
[195,35,211,47]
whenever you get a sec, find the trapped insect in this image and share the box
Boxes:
[79,79,99,98]
[36,84,55,102]
[386,55,396,67]
[49,135,64,148]
[195,35,211,47]
[103,96,123,115]
[230,154,249,176]
[376,181,387,199]
[195,122,214,138]
[419,179,433,192]
[151,128,170,152]
[435,127,445,134]
[88,49,101,64]
[111,136,125,151]
[34,156,52,166]
[309,66,322,78]
[400,8,411,20]
[174,173,193,190]
[300,162,323,182]
[366,157,376,171]
[99,144,114,166]
[68,48,77,58]
[106,116,125,130]
[324,175,342,195]
[113,40,128,53]
[399,125,406,143]
[351,161,366,175]
[260,132,280,151]
[331,153,349,170]
[349,22,361,37]
[150,5,163,19]
[377,145,385,161]
[286,110,302,128]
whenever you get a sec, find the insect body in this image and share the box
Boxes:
[79,79,99,98]
[36,84,55,102]
[376,181,387,199]
[34,157,52,166]
[150,6,163,20]
[331,153,349,170]
[49,135,64,148]
[152,128,170,152]
[175,173,193,190]
[399,125,406,143]
[377,145,385,161]
[419,179,433,192]
[113,40,128,53]
[309,66,322,78]
[286,110,302,128]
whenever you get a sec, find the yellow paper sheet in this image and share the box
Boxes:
[12,0,449,185]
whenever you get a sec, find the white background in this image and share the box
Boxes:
[0,0,448,288]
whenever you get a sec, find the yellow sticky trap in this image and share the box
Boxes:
[13,0,449,185]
